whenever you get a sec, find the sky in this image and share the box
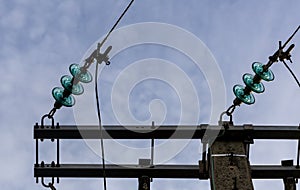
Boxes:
[1,0,300,189]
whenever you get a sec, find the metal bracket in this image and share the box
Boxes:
[282,160,297,190]
[139,159,151,167]
[138,176,150,190]
[219,111,234,127]
[41,177,56,190]
[35,119,60,185]
[138,159,152,190]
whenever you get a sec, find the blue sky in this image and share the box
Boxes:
[1,0,300,189]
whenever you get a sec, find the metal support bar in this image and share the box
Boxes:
[201,143,207,174]
[245,143,250,159]
[56,139,60,184]
[56,139,60,167]
[150,121,155,169]
[297,139,300,169]
[35,139,39,166]
[151,139,154,166]
[35,139,39,183]
[34,125,300,140]
[34,164,300,179]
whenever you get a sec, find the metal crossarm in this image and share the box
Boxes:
[34,164,300,179]
[34,123,300,190]
[34,124,300,140]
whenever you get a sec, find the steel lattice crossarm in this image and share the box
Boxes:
[34,164,300,179]
[34,124,300,140]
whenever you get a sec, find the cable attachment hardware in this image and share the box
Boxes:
[83,44,112,69]
[276,38,300,87]
[48,108,57,118]
[41,113,55,129]
[219,111,233,126]
[96,45,112,65]
[41,177,56,190]
[226,105,236,117]
[278,42,295,63]
[219,105,235,128]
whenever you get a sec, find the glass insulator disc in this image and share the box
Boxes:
[61,75,84,95]
[252,62,274,82]
[69,64,92,83]
[243,73,265,93]
[52,87,75,107]
[233,84,255,105]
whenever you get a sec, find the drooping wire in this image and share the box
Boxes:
[93,1,135,190]
[95,62,107,190]
[282,60,300,87]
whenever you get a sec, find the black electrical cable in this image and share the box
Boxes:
[282,25,300,49]
[93,1,135,190]
[95,62,107,190]
[282,60,300,87]
[98,0,135,49]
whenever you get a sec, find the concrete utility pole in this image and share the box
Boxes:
[209,141,254,190]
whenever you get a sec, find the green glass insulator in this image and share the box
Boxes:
[61,75,84,95]
[233,84,255,105]
[243,73,265,93]
[69,64,92,83]
[252,62,274,82]
[52,87,75,107]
